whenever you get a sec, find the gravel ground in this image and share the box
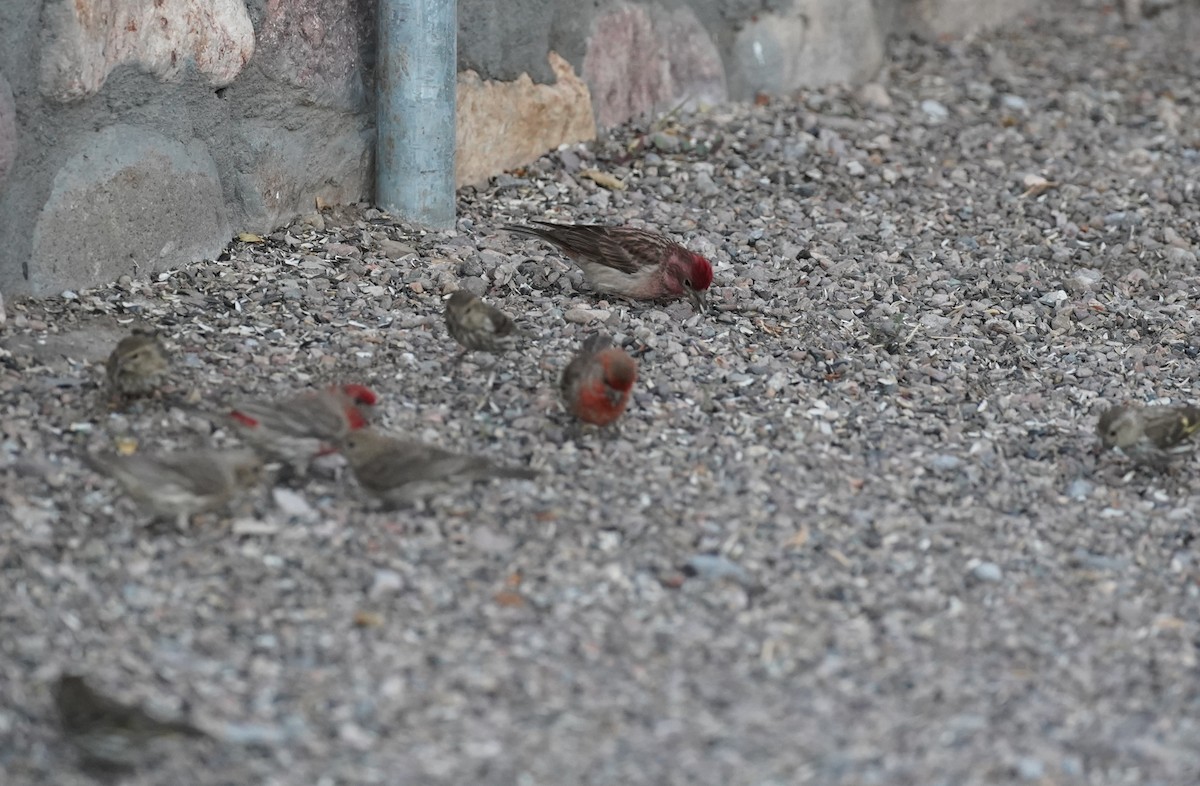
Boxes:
[5,2,1200,784]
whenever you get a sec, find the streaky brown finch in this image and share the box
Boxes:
[228,383,377,473]
[560,333,637,427]
[105,330,169,401]
[504,221,713,312]
[444,290,526,355]
[1097,404,1200,469]
[340,429,537,507]
[84,447,263,529]
[53,674,208,772]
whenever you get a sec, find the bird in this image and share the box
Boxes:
[105,330,169,401]
[443,290,526,355]
[53,674,208,771]
[227,384,377,474]
[560,333,638,427]
[1096,404,1200,468]
[504,221,713,312]
[339,429,538,507]
[84,447,263,529]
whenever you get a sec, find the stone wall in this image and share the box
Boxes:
[0,0,1035,296]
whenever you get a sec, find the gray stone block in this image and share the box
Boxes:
[731,0,885,98]
[233,120,373,230]
[582,3,727,129]
[0,73,14,190]
[25,125,228,295]
[253,0,373,111]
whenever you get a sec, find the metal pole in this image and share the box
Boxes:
[376,0,457,229]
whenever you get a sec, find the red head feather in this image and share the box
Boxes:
[687,253,714,291]
[338,384,378,406]
[345,407,369,430]
[229,411,259,427]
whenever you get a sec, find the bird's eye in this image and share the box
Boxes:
[684,278,692,288]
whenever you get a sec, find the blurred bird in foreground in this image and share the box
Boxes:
[105,330,169,403]
[53,674,208,772]
[340,429,537,508]
[444,290,526,356]
[504,221,713,313]
[227,384,377,475]
[560,333,637,428]
[1096,403,1200,469]
[85,447,263,529]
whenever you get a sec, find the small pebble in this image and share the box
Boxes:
[921,99,949,121]
[969,561,1003,583]
[369,569,405,599]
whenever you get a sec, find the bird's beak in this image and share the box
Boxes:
[688,287,708,314]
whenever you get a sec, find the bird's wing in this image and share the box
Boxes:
[560,335,610,398]
[153,452,231,495]
[1143,407,1200,448]
[482,303,519,336]
[509,223,644,275]
[606,227,679,271]
[230,394,343,440]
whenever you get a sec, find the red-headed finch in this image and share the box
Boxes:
[504,221,713,312]
[84,447,262,529]
[228,384,377,472]
[340,429,537,507]
[53,674,208,771]
[105,330,169,400]
[560,333,637,427]
[1097,403,1200,469]
[444,290,526,354]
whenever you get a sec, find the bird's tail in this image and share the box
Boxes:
[501,223,551,240]
[492,466,539,481]
[79,451,115,475]
[1181,407,1200,439]
[161,719,210,739]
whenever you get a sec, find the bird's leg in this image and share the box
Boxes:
[105,389,123,413]
[474,367,497,412]
[474,390,492,414]
[472,353,500,412]
[143,514,169,535]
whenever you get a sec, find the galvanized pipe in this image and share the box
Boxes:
[376,0,457,229]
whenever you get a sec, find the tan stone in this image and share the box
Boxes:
[40,0,255,102]
[456,52,596,188]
